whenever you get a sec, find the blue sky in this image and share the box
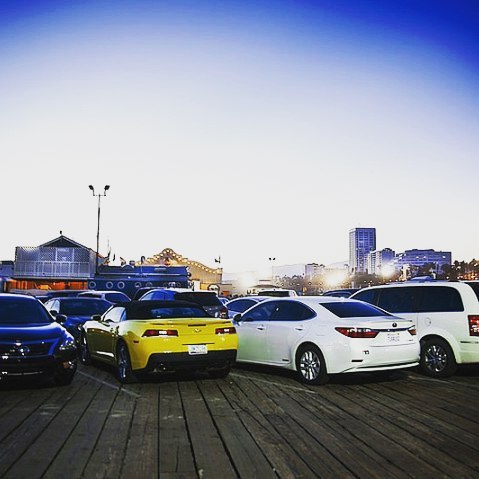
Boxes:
[1,0,478,272]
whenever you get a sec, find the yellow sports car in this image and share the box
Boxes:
[79,300,238,383]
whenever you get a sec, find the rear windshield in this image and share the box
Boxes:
[59,299,111,316]
[0,297,52,324]
[126,305,209,319]
[175,292,221,307]
[258,291,291,297]
[320,301,391,318]
[465,282,479,302]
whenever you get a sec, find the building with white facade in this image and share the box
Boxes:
[366,248,396,275]
[395,249,452,273]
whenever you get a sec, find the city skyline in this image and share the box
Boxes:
[1,1,478,273]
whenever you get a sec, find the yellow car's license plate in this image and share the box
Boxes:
[188,344,207,355]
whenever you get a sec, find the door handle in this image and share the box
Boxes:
[256,325,265,331]
[295,327,304,331]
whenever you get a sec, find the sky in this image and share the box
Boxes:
[1,0,479,273]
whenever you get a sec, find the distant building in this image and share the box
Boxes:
[349,228,376,273]
[366,248,396,275]
[396,249,452,273]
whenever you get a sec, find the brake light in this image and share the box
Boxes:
[335,327,378,338]
[215,327,237,335]
[468,315,479,336]
[408,326,417,336]
[142,329,178,337]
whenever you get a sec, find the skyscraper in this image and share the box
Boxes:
[349,228,376,273]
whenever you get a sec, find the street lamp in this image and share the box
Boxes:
[268,257,276,284]
[89,185,110,275]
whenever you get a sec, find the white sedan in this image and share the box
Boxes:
[233,296,420,385]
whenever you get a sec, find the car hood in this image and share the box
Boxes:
[0,322,66,341]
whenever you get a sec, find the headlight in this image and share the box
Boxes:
[58,336,77,351]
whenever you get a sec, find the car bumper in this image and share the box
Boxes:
[0,351,77,377]
[137,349,237,373]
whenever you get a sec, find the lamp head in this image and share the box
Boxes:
[104,185,110,191]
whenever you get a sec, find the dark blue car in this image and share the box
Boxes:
[0,294,77,385]
[43,297,112,342]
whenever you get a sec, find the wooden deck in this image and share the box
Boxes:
[0,362,478,478]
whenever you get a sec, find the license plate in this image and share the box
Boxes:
[387,332,400,342]
[188,344,207,355]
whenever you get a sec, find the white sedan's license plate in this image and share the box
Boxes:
[387,332,400,342]
[188,344,207,355]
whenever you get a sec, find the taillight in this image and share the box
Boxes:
[217,307,229,319]
[408,326,417,336]
[215,327,237,335]
[335,327,378,338]
[142,329,178,337]
[468,315,479,336]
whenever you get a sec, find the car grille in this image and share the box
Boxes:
[0,340,57,358]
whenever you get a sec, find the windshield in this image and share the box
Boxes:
[59,299,111,316]
[175,292,221,307]
[0,297,53,324]
[320,301,392,318]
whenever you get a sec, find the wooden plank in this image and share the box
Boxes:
[178,380,236,478]
[121,383,159,478]
[159,381,196,476]
[82,387,138,479]
[222,375,319,478]
[0,378,90,477]
[41,384,119,478]
[2,376,100,479]
[198,379,277,479]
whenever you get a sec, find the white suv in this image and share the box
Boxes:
[351,281,479,378]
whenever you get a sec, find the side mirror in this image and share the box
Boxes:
[56,314,67,324]
[233,313,242,323]
[91,314,102,322]
[50,309,58,317]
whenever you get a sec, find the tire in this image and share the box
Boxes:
[116,342,137,384]
[295,344,328,385]
[420,338,457,378]
[208,366,231,379]
[79,333,92,365]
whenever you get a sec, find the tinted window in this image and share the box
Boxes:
[270,301,316,321]
[417,287,464,313]
[0,297,52,324]
[377,288,417,313]
[228,299,256,313]
[175,292,221,307]
[320,301,391,318]
[59,299,111,315]
[125,305,208,319]
[105,293,130,303]
[242,302,277,321]
[352,289,378,306]
[259,291,291,297]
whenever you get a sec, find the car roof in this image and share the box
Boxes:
[353,281,467,290]
[0,293,38,301]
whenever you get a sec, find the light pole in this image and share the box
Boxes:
[89,185,110,275]
[269,257,276,284]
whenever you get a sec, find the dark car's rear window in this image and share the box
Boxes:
[59,299,111,316]
[0,297,52,324]
[174,292,221,307]
[320,301,391,318]
[124,300,209,319]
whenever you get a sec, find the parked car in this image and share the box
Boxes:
[322,288,359,298]
[139,289,228,318]
[234,296,419,385]
[350,281,479,378]
[226,296,270,318]
[79,300,238,383]
[0,294,77,385]
[43,297,112,342]
[78,290,131,304]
